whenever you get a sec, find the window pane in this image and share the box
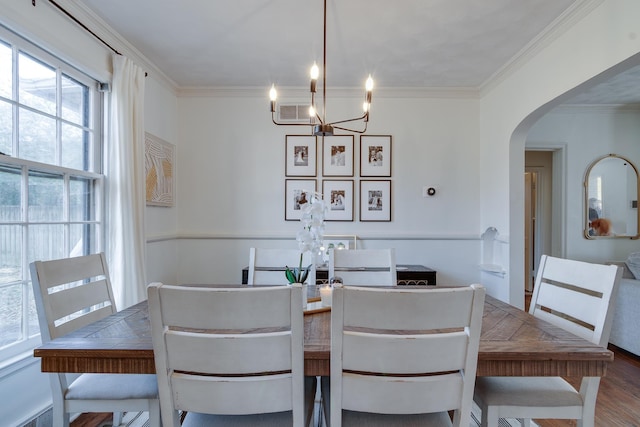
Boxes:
[62,123,87,170]
[0,41,11,99]
[0,164,21,221]
[61,74,87,125]
[0,32,103,361]
[18,52,56,115]
[19,107,56,163]
[0,226,22,285]
[28,171,63,222]
[28,224,65,266]
[70,176,95,222]
[0,283,23,349]
[0,101,11,156]
[27,285,38,338]
[70,223,96,257]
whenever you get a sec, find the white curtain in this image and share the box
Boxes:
[107,54,147,310]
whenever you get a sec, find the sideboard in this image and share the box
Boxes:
[242,264,436,286]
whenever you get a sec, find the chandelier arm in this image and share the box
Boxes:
[332,122,369,134]
[327,112,369,126]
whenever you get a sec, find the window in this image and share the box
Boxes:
[0,28,103,363]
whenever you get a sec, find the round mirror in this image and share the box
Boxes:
[584,154,640,239]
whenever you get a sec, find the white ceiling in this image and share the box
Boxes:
[78,0,640,104]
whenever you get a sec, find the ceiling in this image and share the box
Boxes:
[78,0,640,104]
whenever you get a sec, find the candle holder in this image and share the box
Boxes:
[320,284,333,307]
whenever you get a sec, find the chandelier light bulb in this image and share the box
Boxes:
[310,63,319,80]
[366,75,374,92]
[309,106,316,117]
[363,102,369,112]
[269,85,277,101]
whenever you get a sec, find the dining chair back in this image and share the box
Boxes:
[327,284,486,427]
[328,248,396,286]
[473,255,622,427]
[30,253,159,427]
[248,247,316,285]
[148,282,315,427]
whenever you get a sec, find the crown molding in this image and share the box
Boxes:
[177,85,479,99]
[479,0,605,96]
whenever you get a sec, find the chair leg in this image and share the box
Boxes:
[53,406,69,427]
[112,411,123,426]
[480,405,500,427]
[148,400,161,427]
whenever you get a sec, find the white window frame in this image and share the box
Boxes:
[0,26,104,365]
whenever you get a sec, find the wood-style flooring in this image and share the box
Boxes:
[534,344,640,427]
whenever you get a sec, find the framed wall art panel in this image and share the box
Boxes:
[145,132,175,207]
[286,135,317,176]
[322,135,354,176]
[360,180,391,222]
[323,179,354,221]
[360,135,391,177]
[285,179,317,220]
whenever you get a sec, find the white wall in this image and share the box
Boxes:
[173,91,486,285]
[479,0,640,307]
[527,106,640,262]
[144,77,180,286]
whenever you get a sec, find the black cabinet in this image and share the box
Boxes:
[242,264,436,286]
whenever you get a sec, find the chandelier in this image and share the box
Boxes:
[269,0,373,137]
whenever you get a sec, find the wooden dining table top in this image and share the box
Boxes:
[33,289,613,378]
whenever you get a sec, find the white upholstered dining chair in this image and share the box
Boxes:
[147,282,316,427]
[30,253,160,427]
[324,284,486,427]
[328,248,396,286]
[473,255,622,427]
[248,247,316,285]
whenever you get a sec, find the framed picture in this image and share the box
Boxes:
[286,135,317,176]
[360,180,391,222]
[144,132,175,207]
[323,179,354,221]
[285,179,317,221]
[360,135,392,177]
[322,135,354,176]
[321,234,357,263]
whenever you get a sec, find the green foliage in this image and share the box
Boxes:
[285,263,311,284]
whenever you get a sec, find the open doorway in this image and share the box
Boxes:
[524,151,554,293]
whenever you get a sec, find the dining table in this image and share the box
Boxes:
[33,285,613,378]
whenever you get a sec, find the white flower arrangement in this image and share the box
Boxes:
[285,191,326,284]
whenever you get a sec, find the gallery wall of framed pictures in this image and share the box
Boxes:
[284,134,392,222]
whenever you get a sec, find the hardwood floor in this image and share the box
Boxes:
[71,412,112,427]
[534,345,640,427]
[523,292,640,427]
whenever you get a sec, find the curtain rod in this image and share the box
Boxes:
[43,0,121,55]
[39,0,148,76]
